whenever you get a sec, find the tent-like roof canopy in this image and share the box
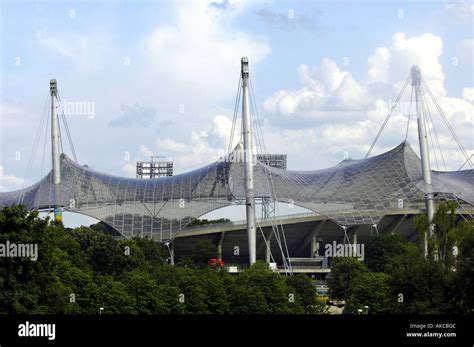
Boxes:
[1,141,472,241]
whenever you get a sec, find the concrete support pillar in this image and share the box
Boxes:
[217,232,225,259]
[170,241,174,265]
[168,241,175,266]
[265,232,273,263]
[352,229,358,246]
[295,220,326,256]
[310,235,319,257]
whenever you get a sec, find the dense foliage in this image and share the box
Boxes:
[328,203,474,314]
[0,205,323,314]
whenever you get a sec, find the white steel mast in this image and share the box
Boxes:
[411,66,434,257]
[241,57,257,265]
[50,79,62,221]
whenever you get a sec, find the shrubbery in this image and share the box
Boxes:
[0,205,323,314]
[328,203,474,314]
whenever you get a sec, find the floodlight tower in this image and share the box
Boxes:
[50,79,62,222]
[411,66,434,256]
[241,57,257,265]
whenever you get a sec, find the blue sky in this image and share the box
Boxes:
[1,0,473,226]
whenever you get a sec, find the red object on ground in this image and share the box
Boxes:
[208,258,225,267]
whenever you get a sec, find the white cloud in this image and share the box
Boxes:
[139,1,271,102]
[0,166,25,192]
[121,163,136,177]
[456,38,474,65]
[156,138,190,154]
[444,1,474,21]
[135,115,234,172]
[263,59,371,122]
[330,75,371,111]
[389,33,445,97]
[463,87,474,102]
[139,145,155,158]
[367,47,391,83]
[298,58,348,93]
[261,32,473,170]
[36,31,115,71]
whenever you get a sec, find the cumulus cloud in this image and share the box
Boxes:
[0,166,25,192]
[136,115,233,172]
[35,31,116,71]
[456,38,474,65]
[139,145,155,158]
[139,1,271,102]
[261,32,473,170]
[263,57,371,123]
[444,0,474,21]
[463,87,474,102]
[389,33,445,97]
[367,47,391,83]
[121,163,136,177]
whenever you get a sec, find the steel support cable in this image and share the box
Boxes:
[248,79,289,265]
[424,97,448,171]
[21,93,49,188]
[459,154,474,170]
[453,195,473,219]
[40,107,50,179]
[58,116,64,154]
[249,78,269,155]
[61,105,78,162]
[247,98,291,272]
[224,73,243,208]
[57,91,78,163]
[421,84,447,171]
[251,138,293,274]
[405,87,414,140]
[228,74,242,154]
[341,226,351,245]
[423,80,473,169]
[366,76,411,158]
[420,87,440,171]
[423,81,465,152]
[18,92,50,204]
[257,221,277,264]
[249,78,352,258]
[249,78,293,274]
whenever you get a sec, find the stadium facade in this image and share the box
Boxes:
[0,60,473,267]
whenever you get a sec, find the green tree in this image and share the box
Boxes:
[327,257,368,300]
[432,201,459,268]
[122,269,169,314]
[196,269,231,314]
[365,234,411,272]
[286,274,324,313]
[414,201,460,267]
[70,227,125,276]
[386,245,451,314]
[229,283,269,314]
[190,239,218,269]
[452,220,474,313]
[95,275,136,314]
[235,261,292,314]
[175,267,209,313]
[345,272,393,314]
[132,236,166,267]
[89,221,121,237]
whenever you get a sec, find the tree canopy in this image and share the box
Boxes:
[0,205,322,314]
[327,202,474,314]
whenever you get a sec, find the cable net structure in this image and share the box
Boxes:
[1,141,473,242]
